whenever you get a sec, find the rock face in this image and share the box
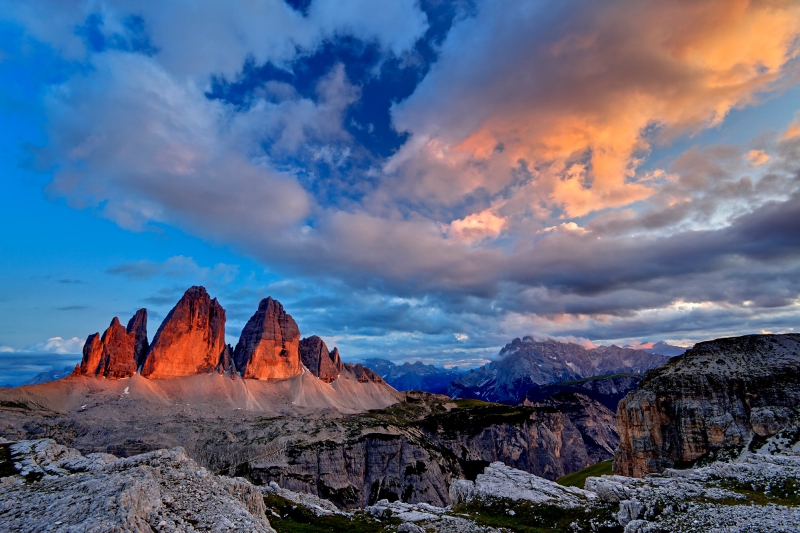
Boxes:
[527,392,619,463]
[449,337,669,404]
[524,373,642,410]
[127,308,149,369]
[615,333,800,477]
[141,286,226,379]
[247,395,616,508]
[234,297,302,380]
[0,439,276,533]
[77,309,148,379]
[299,336,342,382]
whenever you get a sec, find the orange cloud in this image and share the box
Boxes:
[448,209,507,242]
[746,149,770,166]
[783,115,800,140]
[394,0,800,218]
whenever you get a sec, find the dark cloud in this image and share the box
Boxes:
[55,305,88,311]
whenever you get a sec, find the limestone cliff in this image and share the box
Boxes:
[614,333,800,477]
[234,297,302,380]
[141,286,226,378]
[299,336,342,382]
[77,309,148,379]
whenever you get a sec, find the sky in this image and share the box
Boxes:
[1,0,800,385]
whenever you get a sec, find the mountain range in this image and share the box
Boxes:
[448,336,675,404]
[362,358,466,394]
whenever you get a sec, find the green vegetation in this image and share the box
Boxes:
[556,460,613,488]
[416,403,543,437]
[552,373,641,386]
[453,498,622,533]
[263,493,398,533]
[715,478,800,507]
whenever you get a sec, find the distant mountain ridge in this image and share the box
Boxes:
[363,358,465,394]
[449,336,672,403]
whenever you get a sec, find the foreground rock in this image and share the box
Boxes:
[450,461,597,507]
[77,309,148,378]
[142,286,227,378]
[588,454,800,532]
[615,333,800,477]
[0,439,276,533]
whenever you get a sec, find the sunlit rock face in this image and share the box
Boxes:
[141,286,226,379]
[77,309,148,379]
[299,336,343,383]
[615,333,800,477]
[234,297,302,380]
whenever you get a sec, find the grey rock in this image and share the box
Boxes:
[0,439,276,533]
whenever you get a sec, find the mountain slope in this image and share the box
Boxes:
[449,336,669,403]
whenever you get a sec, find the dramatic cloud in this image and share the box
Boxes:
[4,0,800,365]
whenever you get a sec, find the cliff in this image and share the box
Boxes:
[298,335,342,382]
[614,333,800,477]
[76,309,148,379]
[234,297,302,380]
[141,286,227,378]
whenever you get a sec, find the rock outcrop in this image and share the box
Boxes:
[342,362,384,383]
[0,439,276,533]
[141,286,226,379]
[588,454,800,531]
[449,461,597,506]
[246,396,616,508]
[234,297,302,380]
[524,373,642,410]
[615,333,800,477]
[449,336,669,403]
[76,309,148,379]
[299,335,342,382]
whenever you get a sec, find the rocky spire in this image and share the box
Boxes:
[233,297,302,380]
[299,336,343,383]
[76,309,148,379]
[127,308,149,370]
[141,286,226,379]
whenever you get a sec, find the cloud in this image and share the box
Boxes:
[747,149,770,166]
[447,209,506,243]
[783,114,800,140]
[22,336,84,354]
[5,1,800,365]
[391,0,800,217]
[3,0,428,76]
[108,255,238,282]
[55,305,89,311]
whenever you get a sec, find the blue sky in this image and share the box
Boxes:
[2,0,800,385]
